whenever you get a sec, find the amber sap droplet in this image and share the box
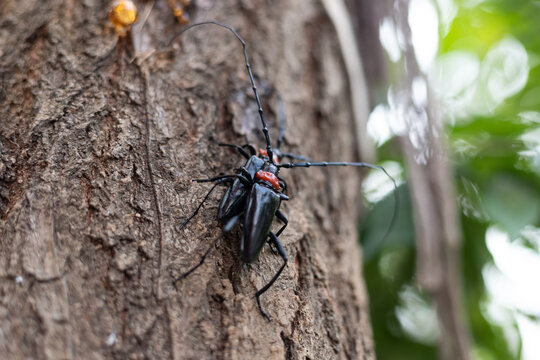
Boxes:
[109,0,138,37]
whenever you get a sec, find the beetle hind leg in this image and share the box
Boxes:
[267,210,288,255]
[255,232,288,321]
[174,235,220,283]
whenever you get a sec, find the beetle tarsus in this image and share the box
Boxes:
[255,232,288,322]
[257,296,272,322]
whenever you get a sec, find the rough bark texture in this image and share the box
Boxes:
[0,0,375,359]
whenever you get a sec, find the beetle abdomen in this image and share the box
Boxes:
[217,179,247,221]
[241,183,281,263]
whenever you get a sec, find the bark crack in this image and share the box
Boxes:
[50,186,74,359]
[139,63,176,360]
[164,302,176,360]
[139,66,166,301]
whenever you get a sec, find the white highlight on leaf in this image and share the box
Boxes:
[409,0,439,73]
[431,37,529,120]
[481,36,529,104]
[434,0,458,36]
[379,17,402,63]
[367,104,393,146]
[519,127,540,174]
[484,226,540,316]
[430,51,480,120]
[395,285,440,345]
[412,76,428,108]
[483,226,540,359]
[516,313,540,360]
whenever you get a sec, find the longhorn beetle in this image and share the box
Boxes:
[173,21,398,321]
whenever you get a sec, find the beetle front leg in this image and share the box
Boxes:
[215,141,257,159]
[178,178,234,231]
[194,173,250,185]
[255,232,288,321]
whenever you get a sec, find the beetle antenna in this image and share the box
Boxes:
[278,161,399,242]
[170,21,275,164]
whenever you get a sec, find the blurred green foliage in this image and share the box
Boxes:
[361,0,540,359]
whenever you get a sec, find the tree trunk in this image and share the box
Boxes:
[0,0,374,359]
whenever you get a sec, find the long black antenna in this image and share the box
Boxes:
[170,21,275,164]
[278,161,399,242]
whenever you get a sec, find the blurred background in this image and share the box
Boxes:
[352,0,540,359]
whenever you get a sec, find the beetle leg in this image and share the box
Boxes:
[175,180,242,282]
[266,209,288,255]
[255,232,288,321]
[279,152,311,162]
[174,235,220,283]
[194,173,250,186]
[275,210,288,237]
[267,240,279,255]
[276,176,287,193]
[216,142,250,159]
[243,144,257,156]
[178,178,233,231]
[239,167,253,182]
[215,141,257,159]
[231,167,254,183]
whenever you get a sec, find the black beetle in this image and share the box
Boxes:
[173,22,397,321]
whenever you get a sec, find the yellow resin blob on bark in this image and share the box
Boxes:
[108,0,138,37]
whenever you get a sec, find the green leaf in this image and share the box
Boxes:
[482,174,540,237]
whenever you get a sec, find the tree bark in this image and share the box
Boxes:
[0,0,374,359]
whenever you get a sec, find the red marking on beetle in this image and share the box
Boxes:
[258,148,279,164]
[255,170,281,191]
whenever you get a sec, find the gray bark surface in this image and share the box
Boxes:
[0,0,374,359]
